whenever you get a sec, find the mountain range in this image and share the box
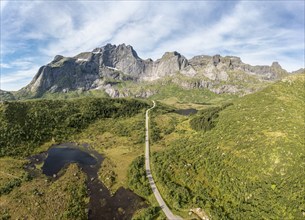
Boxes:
[1,43,304,100]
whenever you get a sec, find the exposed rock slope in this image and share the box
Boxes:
[15,43,293,98]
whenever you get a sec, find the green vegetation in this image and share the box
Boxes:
[132,206,163,220]
[0,178,22,195]
[150,118,162,142]
[0,173,32,196]
[1,71,303,219]
[104,74,238,107]
[143,79,236,105]
[149,74,305,219]
[0,97,148,157]
[64,179,87,219]
[71,112,147,192]
[0,164,88,219]
[0,90,15,101]
[41,89,108,100]
[128,156,152,198]
[0,97,149,219]
[190,103,232,131]
[150,83,233,104]
[99,158,117,189]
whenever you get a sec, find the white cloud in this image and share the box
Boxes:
[0,0,9,12]
[0,63,11,68]
[38,1,146,56]
[1,66,40,91]
[0,1,304,91]
[8,58,35,69]
[140,1,304,71]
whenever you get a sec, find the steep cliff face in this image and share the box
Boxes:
[142,51,189,81]
[22,44,143,96]
[92,43,146,78]
[23,56,100,96]
[17,43,291,98]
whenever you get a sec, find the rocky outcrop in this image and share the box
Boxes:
[25,56,100,96]
[92,43,146,78]
[21,44,192,97]
[188,55,288,81]
[145,52,188,79]
[17,43,291,98]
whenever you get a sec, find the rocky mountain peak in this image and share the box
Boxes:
[52,55,64,63]
[147,51,188,78]
[15,43,291,99]
[271,61,282,69]
[92,43,140,59]
[118,44,140,59]
[161,51,182,58]
[159,51,188,66]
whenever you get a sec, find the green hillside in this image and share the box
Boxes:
[150,74,305,219]
[0,97,148,157]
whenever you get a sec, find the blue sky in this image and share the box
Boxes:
[0,0,304,91]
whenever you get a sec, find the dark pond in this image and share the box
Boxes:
[26,143,147,220]
[42,147,96,176]
[175,108,198,116]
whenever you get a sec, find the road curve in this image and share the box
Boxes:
[145,100,183,220]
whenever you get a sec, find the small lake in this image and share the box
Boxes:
[175,108,198,116]
[26,143,147,220]
[42,146,97,176]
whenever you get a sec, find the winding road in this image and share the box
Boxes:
[145,100,183,220]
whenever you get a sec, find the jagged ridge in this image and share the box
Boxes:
[10,43,298,99]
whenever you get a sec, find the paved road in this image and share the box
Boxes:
[145,101,183,220]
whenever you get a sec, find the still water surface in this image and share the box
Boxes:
[175,108,198,115]
[42,147,97,176]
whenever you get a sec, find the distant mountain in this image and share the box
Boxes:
[6,43,298,99]
[0,90,15,101]
[291,68,305,75]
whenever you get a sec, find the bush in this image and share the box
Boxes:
[128,156,152,198]
[0,178,22,196]
[132,206,161,220]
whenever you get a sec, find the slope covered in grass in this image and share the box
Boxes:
[0,97,148,157]
[151,74,305,219]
